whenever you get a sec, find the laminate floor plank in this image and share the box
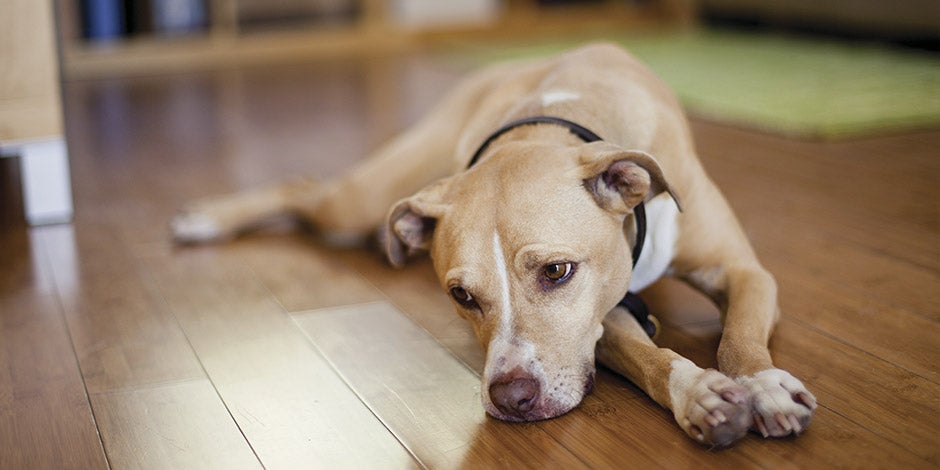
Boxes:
[232,235,386,312]
[36,223,206,393]
[90,379,261,469]
[693,121,940,271]
[775,266,939,383]
[0,230,108,469]
[145,249,416,468]
[772,320,940,464]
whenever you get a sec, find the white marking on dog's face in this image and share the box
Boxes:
[492,232,513,322]
[541,90,580,107]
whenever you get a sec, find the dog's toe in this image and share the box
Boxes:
[736,368,816,438]
[679,369,752,447]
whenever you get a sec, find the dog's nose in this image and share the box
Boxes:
[489,373,540,418]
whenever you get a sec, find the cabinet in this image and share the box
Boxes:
[1,0,73,225]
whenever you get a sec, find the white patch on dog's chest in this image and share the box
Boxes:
[541,90,580,107]
[628,193,680,292]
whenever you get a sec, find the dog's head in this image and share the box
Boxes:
[383,140,675,421]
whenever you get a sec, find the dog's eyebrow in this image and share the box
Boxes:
[513,244,581,271]
[444,269,468,288]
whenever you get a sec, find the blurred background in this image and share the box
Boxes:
[41,0,940,145]
[60,0,938,76]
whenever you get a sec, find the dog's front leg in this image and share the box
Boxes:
[684,264,817,438]
[596,306,751,447]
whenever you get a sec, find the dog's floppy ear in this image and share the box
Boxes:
[382,179,451,268]
[580,141,681,214]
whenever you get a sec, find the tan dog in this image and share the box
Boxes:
[172,43,816,446]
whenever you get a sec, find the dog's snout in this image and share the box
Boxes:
[489,373,540,418]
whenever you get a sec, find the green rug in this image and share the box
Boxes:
[458,29,940,139]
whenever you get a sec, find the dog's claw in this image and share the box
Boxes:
[721,389,747,406]
[789,415,803,434]
[705,413,720,427]
[795,391,817,410]
[754,414,769,438]
[713,409,727,424]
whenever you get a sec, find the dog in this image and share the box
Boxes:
[171,43,816,446]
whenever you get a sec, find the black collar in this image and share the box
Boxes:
[466,116,648,269]
[467,116,604,168]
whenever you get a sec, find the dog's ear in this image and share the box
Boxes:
[382,179,451,268]
[580,141,681,214]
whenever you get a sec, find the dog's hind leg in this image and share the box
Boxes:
[171,177,323,243]
[596,306,752,447]
[173,63,506,245]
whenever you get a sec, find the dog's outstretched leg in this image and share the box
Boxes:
[172,62,510,245]
[597,306,752,447]
[171,177,322,243]
[668,177,817,439]
[683,264,817,438]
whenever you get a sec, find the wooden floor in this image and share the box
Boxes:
[1,49,938,468]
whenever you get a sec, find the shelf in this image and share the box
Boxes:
[63,24,409,78]
[59,1,694,79]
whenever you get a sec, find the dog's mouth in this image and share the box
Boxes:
[484,368,596,422]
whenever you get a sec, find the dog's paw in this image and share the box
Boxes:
[671,363,752,447]
[170,206,230,244]
[736,368,816,438]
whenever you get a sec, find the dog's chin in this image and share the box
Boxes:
[484,399,579,422]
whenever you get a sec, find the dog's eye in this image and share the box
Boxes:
[544,262,575,283]
[450,286,477,307]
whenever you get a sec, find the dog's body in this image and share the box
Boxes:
[172,43,815,446]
